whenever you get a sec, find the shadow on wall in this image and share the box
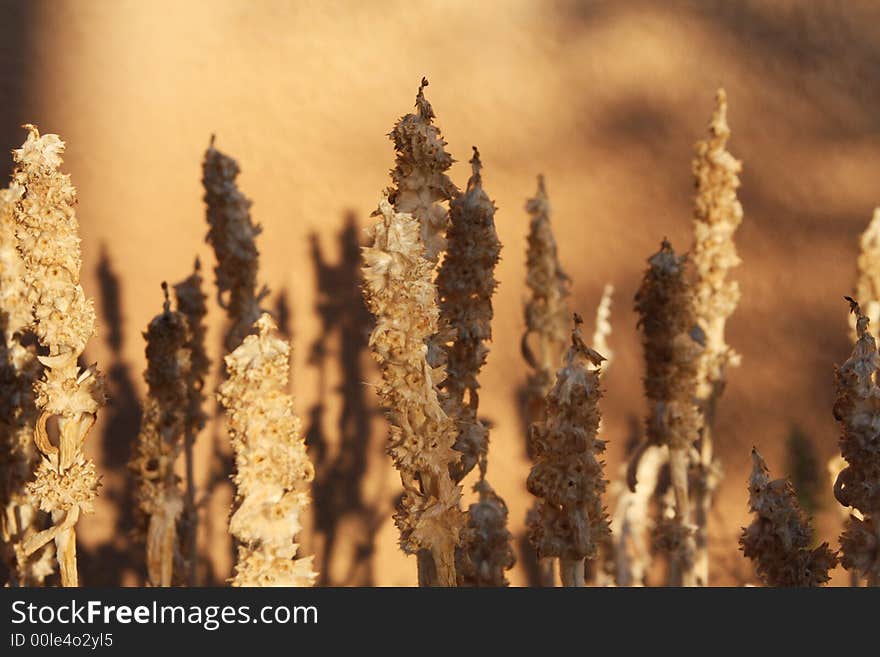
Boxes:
[79,246,143,586]
[306,212,385,586]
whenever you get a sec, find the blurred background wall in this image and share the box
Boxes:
[2,0,878,585]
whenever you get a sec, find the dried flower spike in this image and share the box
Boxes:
[131,283,190,586]
[13,125,105,587]
[218,313,316,586]
[0,182,51,586]
[362,196,465,586]
[527,314,609,587]
[436,147,513,585]
[388,77,459,263]
[852,208,880,339]
[522,176,571,430]
[172,258,209,585]
[203,137,266,352]
[634,239,702,586]
[833,297,880,585]
[691,89,743,586]
[740,448,837,586]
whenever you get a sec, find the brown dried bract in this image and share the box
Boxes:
[740,449,837,587]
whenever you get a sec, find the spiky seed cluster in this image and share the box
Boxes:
[853,209,880,338]
[218,314,315,587]
[0,183,50,585]
[522,176,571,423]
[456,480,515,587]
[388,78,459,263]
[436,147,501,482]
[203,138,265,352]
[362,197,465,586]
[636,241,703,450]
[833,299,880,584]
[131,286,190,586]
[12,126,104,587]
[692,89,743,399]
[740,449,837,586]
[527,316,609,583]
[634,239,703,585]
[435,148,514,585]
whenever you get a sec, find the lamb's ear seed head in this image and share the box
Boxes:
[202,140,264,352]
[634,240,702,585]
[10,125,104,587]
[388,79,459,263]
[526,316,609,581]
[362,197,465,586]
[739,449,837,586]
[0,182,50,585]
[130,288,190,586]
[218,313,316,587]
[692,88,743,398]
[833,298,880,584]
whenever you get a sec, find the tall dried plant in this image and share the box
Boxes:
[522,175,570,432]
[521,176,570,585]
[833,298,880,585]
[436,147,514,586]
[527,315,609,587]
[203,137,266,353]
[0,182,51,586]
[388,77,459,265]
[740,448,836,586]
[131,284,190,586]
[218,314,316,586]
[362,196,465,587]
[853,209,880,337]
[13,125,105,587]
[691,88,743,585]
[172,259,209,585]
[633,240,703,586]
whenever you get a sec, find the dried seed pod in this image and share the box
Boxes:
[691,89,743,586]
[203,137,266,352]
[456,480,516,587]
[362,196,465,587]
[0,182,51,586]
[833,298,880,585]
[388,77,459,264]
[527,315,609,587]
[634,239,702,586]
[131,284,190,586]
[218,314,315,587]
[436,148,513,585]
[436,147,501,481]
[740,448,837,587]
[172,258,209,585]
[12,125,105,587]
[522,176,571,428]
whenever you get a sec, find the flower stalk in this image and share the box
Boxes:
[691,89,743,586]
[362,197,465,587]
[13,125,105,587]
[527,314,609,587]
[218,314,316,586]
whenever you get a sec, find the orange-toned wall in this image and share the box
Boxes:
[2,0,876,585]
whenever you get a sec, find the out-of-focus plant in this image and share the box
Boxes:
[740,448,836,587]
